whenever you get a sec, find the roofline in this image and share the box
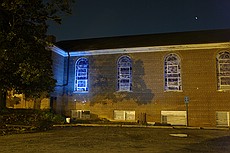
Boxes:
[54,29,230,51]
[51,42,230,57]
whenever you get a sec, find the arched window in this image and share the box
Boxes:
[74,58,89,92]
[217,51,230,90]
[164,53,182,91]
[117,55,132,92]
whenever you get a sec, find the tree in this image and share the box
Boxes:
[0,0,74,109]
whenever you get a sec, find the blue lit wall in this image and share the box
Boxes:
[51,51,66,96]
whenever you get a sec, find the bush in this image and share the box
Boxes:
[33,110,65,131]
[0,109,65,132]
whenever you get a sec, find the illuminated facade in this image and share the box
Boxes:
[51,29,230,127]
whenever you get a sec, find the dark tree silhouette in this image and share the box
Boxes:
[131,59,154,105]
[90,57,154,105]
[0,0,74,109]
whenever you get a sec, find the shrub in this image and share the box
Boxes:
[0,109,65,132]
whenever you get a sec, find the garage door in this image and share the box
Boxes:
[161,111,187,126]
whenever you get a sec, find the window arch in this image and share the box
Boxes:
[117,55,132,92]
[217,51,230,90]
[74,57,89,92]
[164,53,182,91]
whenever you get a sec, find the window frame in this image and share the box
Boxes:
[217,51,230,91]
[74,57,89,93]
[164,53,182,91]
[117,55,132,92]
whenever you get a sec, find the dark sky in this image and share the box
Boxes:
[47,0,230,41]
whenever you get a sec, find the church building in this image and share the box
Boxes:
[51,29,230,127]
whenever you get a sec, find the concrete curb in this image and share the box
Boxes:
[53,124,230,130]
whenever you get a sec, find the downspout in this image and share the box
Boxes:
[56,51,70,87]
[62,51,70,95]
[52,51,70,115]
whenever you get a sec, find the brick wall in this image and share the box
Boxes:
[58,48,230,127]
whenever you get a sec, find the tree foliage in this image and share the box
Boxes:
[0,0,73,101]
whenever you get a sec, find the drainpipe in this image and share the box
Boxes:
[56,51,70,88]
[53,51,70,115]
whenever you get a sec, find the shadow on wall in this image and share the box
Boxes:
[90,58,154,105]
[130,59,154,105]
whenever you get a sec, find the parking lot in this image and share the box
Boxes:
[0,126,230,153]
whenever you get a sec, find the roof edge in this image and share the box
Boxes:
[52,42,230,57]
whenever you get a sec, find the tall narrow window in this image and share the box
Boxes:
[217,51,230,90]
[75,58,89,93]
[164,53,182,91]
[117,56,132,92]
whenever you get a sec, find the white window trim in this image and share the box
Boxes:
[117,56,132,92]
[74,58,89,93]
[164,54,182,91]
[217,51,230,91]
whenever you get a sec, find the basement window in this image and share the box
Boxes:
[114,110,135,121]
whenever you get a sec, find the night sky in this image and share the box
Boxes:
[47,0,230,41]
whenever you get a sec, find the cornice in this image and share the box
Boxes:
[51,42,230,57]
